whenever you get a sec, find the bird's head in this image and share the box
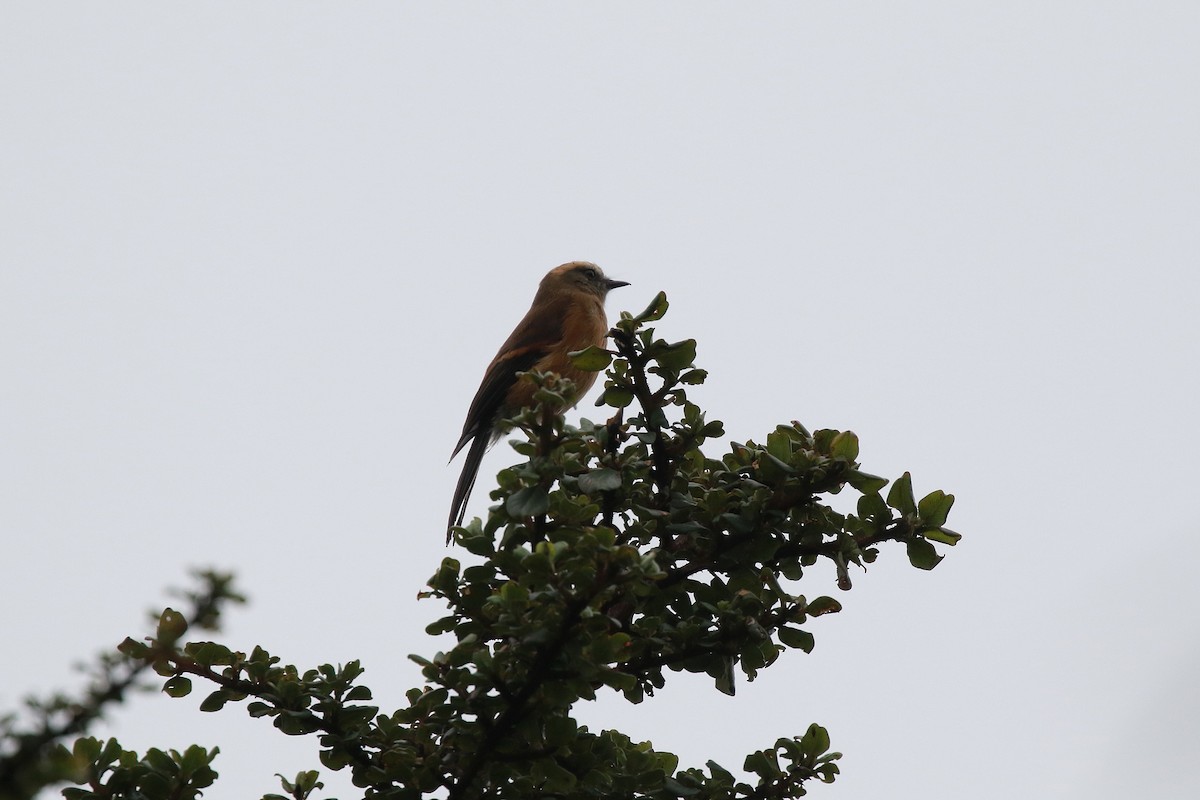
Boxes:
[546,261,630,299]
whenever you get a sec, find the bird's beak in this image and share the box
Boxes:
[606,278,630,291]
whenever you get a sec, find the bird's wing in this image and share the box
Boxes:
[449,307,563,458]
[448,348,542,458]
[447,307,565,538]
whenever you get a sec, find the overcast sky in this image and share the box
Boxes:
[3,4,1198,799]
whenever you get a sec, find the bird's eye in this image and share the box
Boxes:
[581,267,598,280]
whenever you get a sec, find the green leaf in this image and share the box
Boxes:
[887,471,917,516]
[830,430,859,461]
[186,641,233,667]
[118,637,150,659]
[744,748,781,779]
[578,468,622,493]
[346,685,373,701]
[779,559,804,580]
[138,771,171,799]
[906,538,944,570]
[800,723,832,756]
[847,470,888,493]
[812,428,838,454]
[713,656,736,696]
[632,291,669,323]
[275,769,321,797]
[917,490,955,527]
[178,744,215,773]
[544,715,578,746]
[758,452,795,482]
[162,676,192,698]
[247,701,273,718]
[274,712,322,736]
[507,485,549,517]
[499,581,530,604]
[662,778,699,796]
[156,608,188,642]
[568,345,613,371]
[599,385,635,408]
[766,430,792,462]
[99,737,123,766]
[656,339,697,371]
[535,759,578,792]
[777,627,815,653]
[656,751,680,775]
[73,737,102,762]
[921,526,962,545]
[805,596,842,616]
[142,747,175,773]
[199,691,230,712]
[857,491,891,522]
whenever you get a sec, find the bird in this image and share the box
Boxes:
[447,261,629,539]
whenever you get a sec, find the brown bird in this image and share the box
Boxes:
[447,261,629,538]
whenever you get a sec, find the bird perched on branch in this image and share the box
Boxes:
[447,261,629,539]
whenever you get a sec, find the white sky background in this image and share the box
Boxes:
[2,3,1198,798]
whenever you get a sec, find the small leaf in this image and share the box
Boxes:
[777,627,815,653]
[856,492,891,522]
[178,744,215,773]
[142,747,175,773]
[655,338,697,371]
[247,701,273,718]
[766,430,792,462]
[598,386,635,408]
[544,715,578,747]
[661,778,697,796]
[346,685,373,701]
[274,712,322,736]
[633,291,669,323]
[200,691,229,712]
[812,428,838,454]
[906,538,944,570]
[578,468,622,493]
[847,470,888,494]
[506,485,549,517]
[98,738,123,766]
[118,637,150,659]
[800,723,832,756]
[568,345,613,371]
[186,642,233,667]
[887,471,917,516]
[757,452,795,482]
[156,608,188,642]
[805,596,842,616]
[917,490,955,527]
[830,430,859,461]
[713,656,736,696]
[921,526,962,545]
[499,581,530,604]
[162,676,192,698]
[72,737,102,762]
[536,759,578,792]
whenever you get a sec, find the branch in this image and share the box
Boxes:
[0,571,241,797]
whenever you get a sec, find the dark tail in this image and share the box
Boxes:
[447,433,490,543]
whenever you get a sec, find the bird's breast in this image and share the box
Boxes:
[531,295,608,403]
